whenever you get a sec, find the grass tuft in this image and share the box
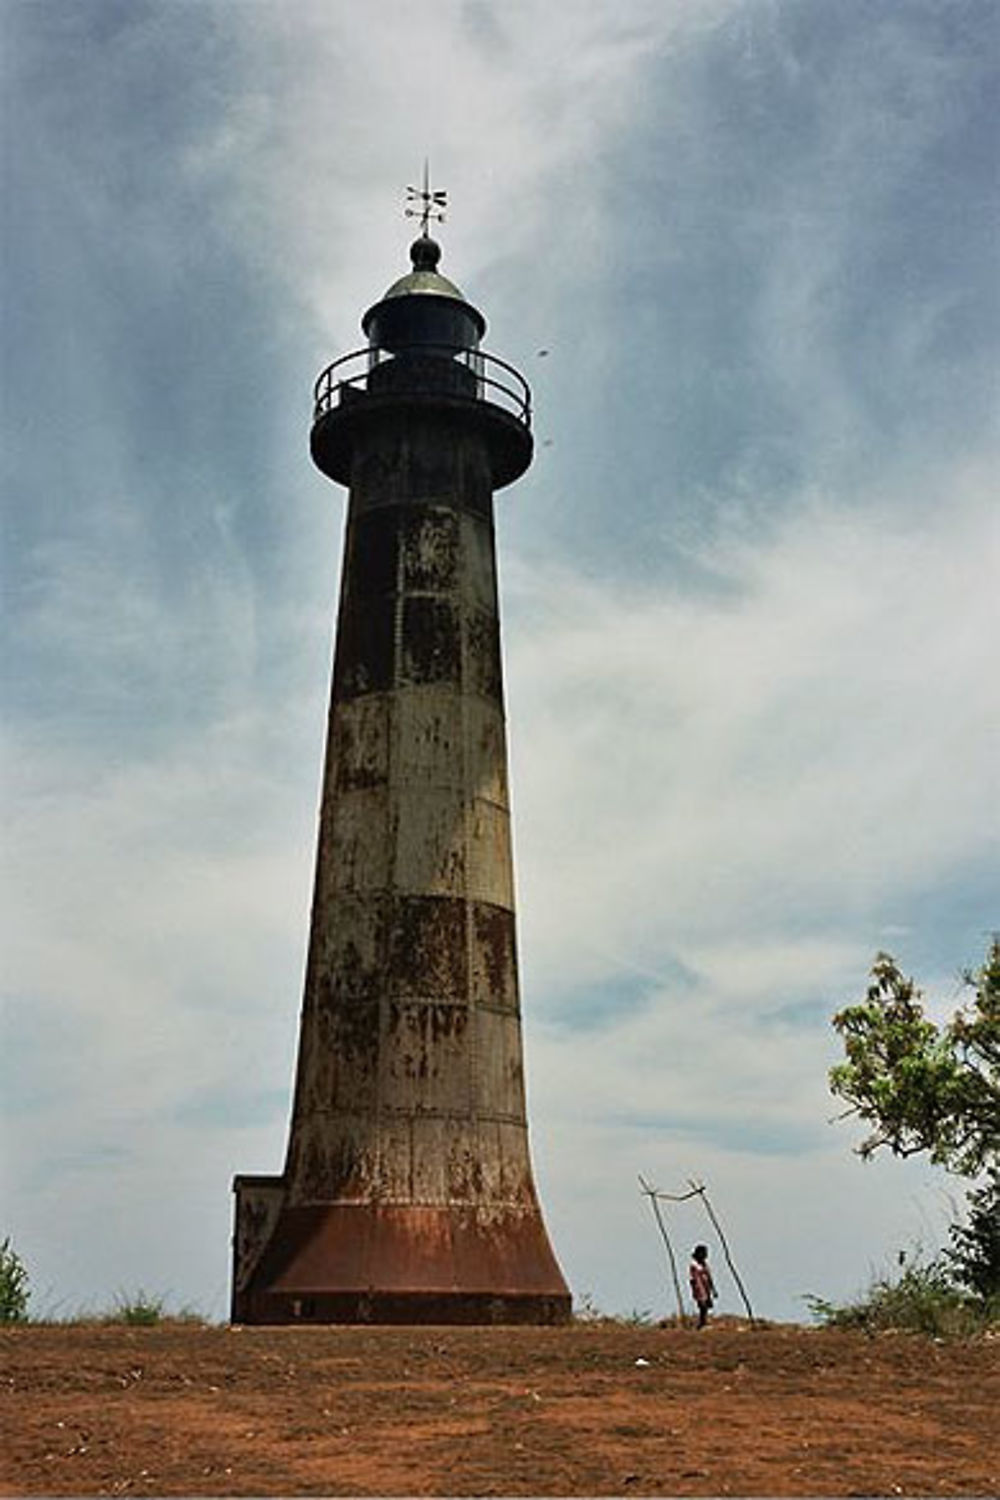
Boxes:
[107,1291,166,1326]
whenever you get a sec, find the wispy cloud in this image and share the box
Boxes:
[509,467,998,989]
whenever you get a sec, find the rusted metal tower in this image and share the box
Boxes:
[231,206,570,1324]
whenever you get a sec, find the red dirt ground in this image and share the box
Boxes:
[2,1319,996,1496]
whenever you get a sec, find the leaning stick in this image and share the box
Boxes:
[688,1178,756,1325]
[638,1175,686,1323]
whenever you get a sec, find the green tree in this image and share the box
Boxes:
[829,937,1000,1177]
[0,1237,30,1323]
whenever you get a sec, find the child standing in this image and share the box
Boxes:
[689,1243,716,1328]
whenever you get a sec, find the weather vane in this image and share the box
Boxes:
[405,160,447,237]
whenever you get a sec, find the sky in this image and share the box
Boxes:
[2,0,998,1325]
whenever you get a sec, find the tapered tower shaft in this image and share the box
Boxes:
[232,232,569,1323]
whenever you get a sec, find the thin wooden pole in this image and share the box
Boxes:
[638,1175,686,1323]
[688,1178,756,1325]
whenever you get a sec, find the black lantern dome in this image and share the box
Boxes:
[362,234,486,353]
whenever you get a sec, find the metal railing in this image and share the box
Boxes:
[312,343,532,429]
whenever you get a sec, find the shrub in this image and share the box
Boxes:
[0,1238,30,1323]
[805,1253,997,1338]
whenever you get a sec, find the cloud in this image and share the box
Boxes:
[163,0,745,338]
[508,462,998,997]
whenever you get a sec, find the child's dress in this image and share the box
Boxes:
[689,1259,716,1325]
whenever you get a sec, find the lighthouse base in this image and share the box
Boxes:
[235,1287,569,1326]
[231,1184,571,1326]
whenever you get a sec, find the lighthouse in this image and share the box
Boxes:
[232,188,570,1324]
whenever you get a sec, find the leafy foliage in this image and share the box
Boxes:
[0,1237,30,1323]
[804,1253,994,1338]
[829,938,1000,1176]
[945,1165,1000,1303]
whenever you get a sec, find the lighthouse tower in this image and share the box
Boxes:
[231,196,570,1324]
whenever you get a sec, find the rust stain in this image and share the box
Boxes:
[387,895,468,998]
[471,903,517,1008]
[465,608,502,700]
[400,596,461,686]
[332,700,389,792]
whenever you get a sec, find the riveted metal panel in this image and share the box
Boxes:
[468,1119,505,1202]
[467,799,515,909]
[394,690,465,789]
[458,510,497,614]
[374,1114,413,1203]
[447,1128,489,1202]
[382,998,472,1114]
[464,698,509,807]
[346,507,400,600]
[397,419,469,503]
[299,983,379,1115]
[455,435,495,514]
[333,595,395,700]
[465,607,503,702]
[288,1112,376,1205]
[475,1009,528,1117]
[385,894,468,999]
[310,892,385,998]
[469,902,519,1011]
[496,1120,538,1206]
[390,783,467,896]
[330,696,391,791]
[410,1116,451,1204]
[350,445,401,509]
[400,596,462,687]
[325,784,393,893]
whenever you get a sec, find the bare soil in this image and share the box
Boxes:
[2,1319,996,1496]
